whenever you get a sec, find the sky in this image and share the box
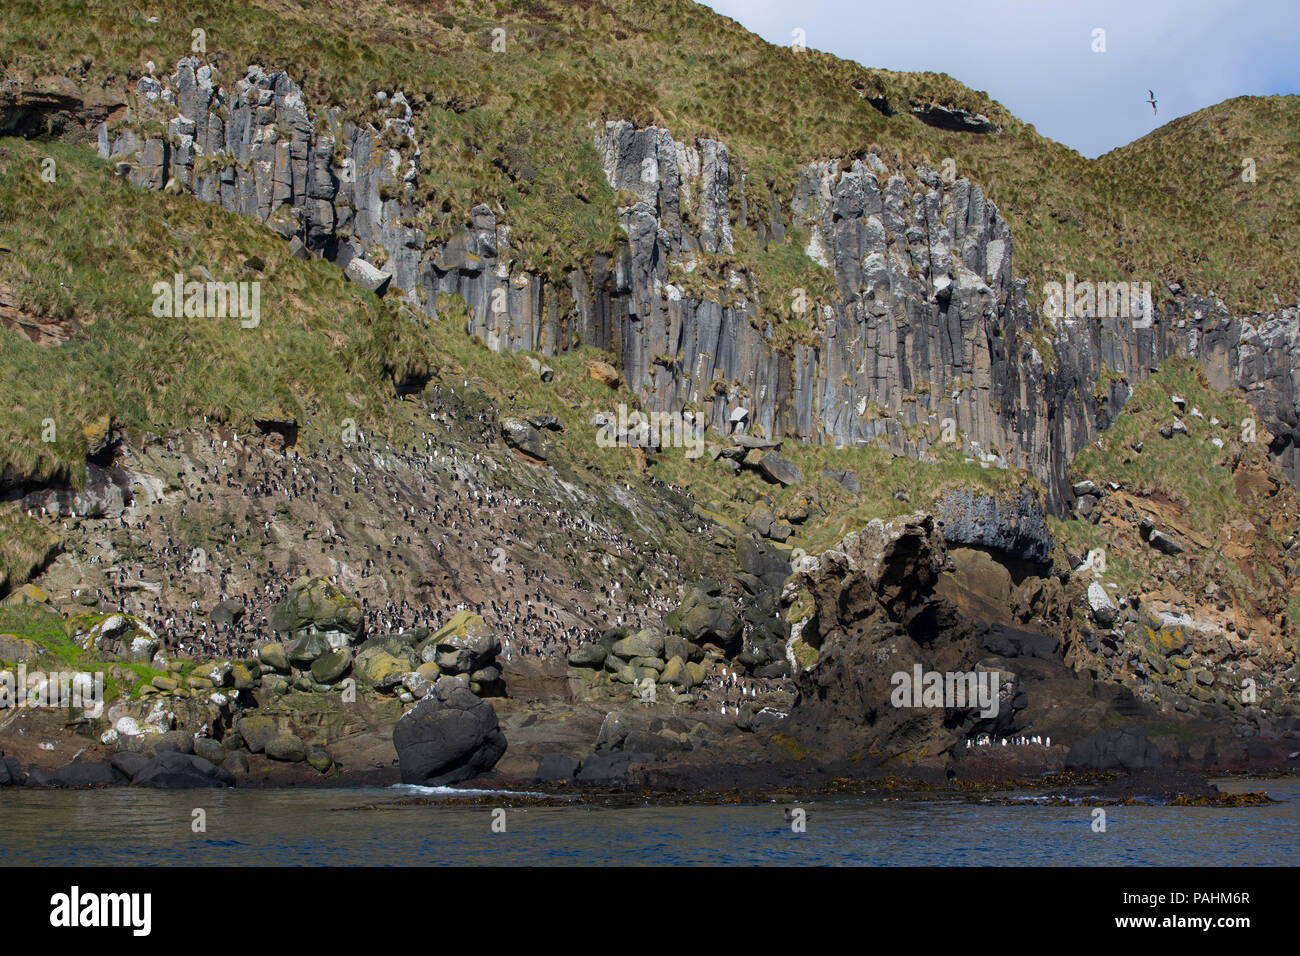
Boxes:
[697,0,1299,158]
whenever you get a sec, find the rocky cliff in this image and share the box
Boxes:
[4,58,1284,513]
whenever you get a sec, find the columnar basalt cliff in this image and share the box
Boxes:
[12,58,1294,510]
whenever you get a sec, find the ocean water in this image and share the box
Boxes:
[1,778,1297,866]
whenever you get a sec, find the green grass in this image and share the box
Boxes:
[0,0,1294,317]
[0,602,172,701]
[1054,356,1299,620]
[0,137,439,480]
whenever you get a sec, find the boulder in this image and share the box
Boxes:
[585,359,620,388]
[0,755,27,786]
[500,418,552,462]
[344,256,393,296]
[108,752,150,782]
[610,629,664,660]
[595,711,632,751]
[132,751,235,788]
[193,738,226,764]
[663,633,704,663]
[567,642,607,668]
[258,642,290,673]
[154,730,194,755]
[355,645,414,688]
[660,655,694,689]
[53,761,122,787]
[265,734,307,763]
[751,451,803,486]
[310,648,352,684]
[306,745,335,774]
[288,631,332,666]
[235,715,278,754]
[823,469,861,493]
[393,683,507,786]
[420,612,501,675]
[272,576,364,648]
[673,591,742,653]
[1087,582,1118,628]
[1148,529,1187,555]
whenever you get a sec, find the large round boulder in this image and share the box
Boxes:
[393,683,507,786]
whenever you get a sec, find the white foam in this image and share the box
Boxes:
[389,784,551,798]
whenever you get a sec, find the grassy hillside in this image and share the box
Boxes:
[0,137,437,489]
[1,0,1296,315]
[0,134,1030,591]
[1054,357,1299,638]
[1099,95,1300,308]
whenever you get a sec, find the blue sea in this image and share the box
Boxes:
[2,778,1297,866]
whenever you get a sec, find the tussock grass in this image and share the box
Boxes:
[0,0,1292,314]
[1055,357,1298,618]
[0,138,439,480]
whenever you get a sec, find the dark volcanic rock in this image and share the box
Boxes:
[823,469,861,493]
[534,753,581,782]
[272,575,364,646]
[0,755,25,786]
[574,750,656,785]
[501,418,552,462]
[132,751,236,788]
[1148,529,1187,555]
[52,761,122,787]
[783,513,1019,759]
[567,642,607,668]
[979,624,1060,660]
[109,752,152,782]
[393,684,507,786]
[1066,726,1163,772]
[672,589,743,654]
[750,451,803,486]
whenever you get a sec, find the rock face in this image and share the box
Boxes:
[1065,726,1163,772]
[393,683,507,786]
[936,489,1054,566]
[63,58,1300,512]
[783,514,1020,759]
